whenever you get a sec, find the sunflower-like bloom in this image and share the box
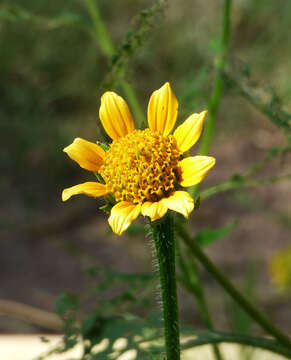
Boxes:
[62,83,215,235]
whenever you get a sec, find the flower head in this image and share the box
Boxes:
[62,82,215,235]
[269,246,291,292]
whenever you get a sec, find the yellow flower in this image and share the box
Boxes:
[62,83,215,235]
[269,246,291,292]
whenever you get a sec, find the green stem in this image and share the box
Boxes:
[148,331,291,359]
[180,331,291,359]
[178,225,291,351]
[120,80,145,128]
[151,214,180,360]
[85,0,145,126]
[199,0,232,156]
[176,242,223,360]
[199,173,291,201]
[223,71,291,135]
[190,0,232,198]
[193,274,224,360]
[85,0,115,56]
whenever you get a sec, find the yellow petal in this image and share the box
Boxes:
[63,138,105,171]
[147,82,178,136]
[141,200,168,222]
[62,182,108,202]
[162,191,194,218]
[173,110,207,153]
[108,202,141,235]
[99,91,135,140]
[178,156,216,187]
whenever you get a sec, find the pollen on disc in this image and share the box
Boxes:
[99,129,182,204]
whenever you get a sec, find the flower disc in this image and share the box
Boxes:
[99,129,182,204]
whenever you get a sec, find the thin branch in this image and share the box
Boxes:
[198,0,232,156]
[85,0,145,126]
[223,70,291,135]
[199,173,291,201]
[0,299,63,331]
[178,226,291,351]
[180,331,291,359]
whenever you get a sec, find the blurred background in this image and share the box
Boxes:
[1,0,291,339]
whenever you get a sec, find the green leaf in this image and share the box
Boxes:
[230,174,246,184]
[81,313,108,345]
[126,223,147,235]
[55,291,79,316]
[85,266,99,277]
[97,268,154,291]
[195,220,239,247]
[269,146,280,157]
[208,38,223,54]
[85,313,162,359]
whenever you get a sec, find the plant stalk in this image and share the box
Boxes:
[151,214,180,360]
[198,173,291,201]
[148,331,291,359]
[176,242,223,360]
[178,225,291,351]
[199,0,232,156]
[190,269,224,360]
[180,331,291,359]
[190,0,232,198]
[85,0,145,126]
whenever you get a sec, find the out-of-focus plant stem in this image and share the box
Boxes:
[85,0,145,127]
[179,4,232,358]
[147,331,291,358]
[199,173,291,201]
[199,0,232,156]
[85,0,115,57]
[190,0,232,199]
[179,332,291,358]
[177,242,223,360]
[177,225,291,352]
[195,145,291,200]
[222,71,291,136]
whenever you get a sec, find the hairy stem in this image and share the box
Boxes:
[151,214,180,360]
[178,225,291,351]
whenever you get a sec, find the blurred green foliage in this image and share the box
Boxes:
[49,267,161,359]
[194,220,239,248]
[2,0,291,194]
